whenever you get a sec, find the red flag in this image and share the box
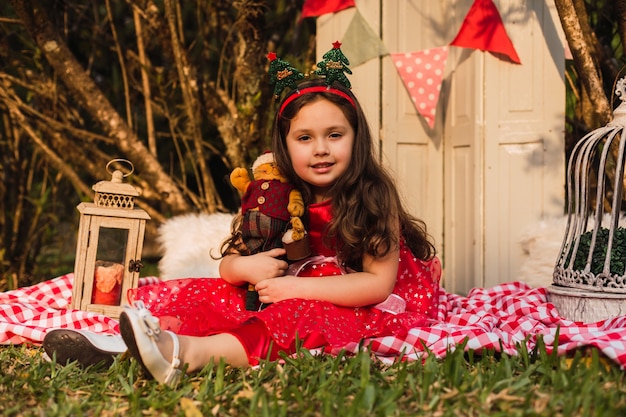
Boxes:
[301,0,355,18]
[450,0,521,64]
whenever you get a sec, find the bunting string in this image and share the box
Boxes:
[302,0,521,132]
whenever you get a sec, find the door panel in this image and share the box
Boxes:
[482,0,565,287]
[381,1,446,257]
[444,44,482,294]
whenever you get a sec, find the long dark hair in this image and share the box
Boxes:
[272,79,436,269]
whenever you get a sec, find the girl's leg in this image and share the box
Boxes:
[157,333,249,372]
[140,319,275,372]
[120,303,249,385]
[121,304,328,384]
[157,319,320,370]
[161,320,280,371]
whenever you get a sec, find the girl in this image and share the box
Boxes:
[49,77,441,385]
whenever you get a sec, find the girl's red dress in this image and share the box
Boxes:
[128,200,441,353]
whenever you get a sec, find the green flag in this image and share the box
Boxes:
[341,10,389,68]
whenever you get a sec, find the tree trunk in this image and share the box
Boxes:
[9,0,192,216]
[555,0,612,127]
[616,0,626,70]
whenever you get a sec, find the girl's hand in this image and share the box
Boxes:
[254,247,400,307]
[254,275,300,304]
[219,248,288,286]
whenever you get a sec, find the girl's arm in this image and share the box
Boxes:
[254,247,399,307]
[219,248,289,287]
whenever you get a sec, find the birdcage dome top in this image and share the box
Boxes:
[608,78,626,126]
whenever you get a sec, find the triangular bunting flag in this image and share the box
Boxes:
[341,10,389,67]
[449,0,521,64]
[391,47,448,129]
[301,0,355,18]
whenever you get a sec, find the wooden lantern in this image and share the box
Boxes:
[71,160,150,318]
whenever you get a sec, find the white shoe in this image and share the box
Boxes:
[119,301,182,386]
[43,329,126,367]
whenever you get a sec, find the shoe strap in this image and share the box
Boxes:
[133,301,161,337]
[163,330,181,385]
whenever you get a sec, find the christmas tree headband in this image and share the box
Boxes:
[267,41,356,115]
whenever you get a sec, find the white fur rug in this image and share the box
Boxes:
[157,212,235,280]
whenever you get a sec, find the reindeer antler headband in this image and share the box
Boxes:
[268,41,356,115]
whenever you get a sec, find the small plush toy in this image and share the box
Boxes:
[230,151,309,310]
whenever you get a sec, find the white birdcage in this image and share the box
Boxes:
[549,78,626,321]
[554,78,626,292]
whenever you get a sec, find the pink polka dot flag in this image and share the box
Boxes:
[391,47,448,129]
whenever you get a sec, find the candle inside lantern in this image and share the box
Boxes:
[91,260,124,305]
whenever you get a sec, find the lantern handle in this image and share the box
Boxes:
[106,159,135,180]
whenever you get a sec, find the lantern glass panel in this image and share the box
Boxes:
[92,227,128,306]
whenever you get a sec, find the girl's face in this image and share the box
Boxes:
[285,99,354,203]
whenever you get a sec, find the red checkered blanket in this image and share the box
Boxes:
[2,274,626,369]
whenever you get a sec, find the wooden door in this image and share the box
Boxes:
[480,0,566,287]
[379,1,445,261]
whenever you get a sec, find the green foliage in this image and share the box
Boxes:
[572,227,626,275]
[1,341,625,416]
[563,1,625,202]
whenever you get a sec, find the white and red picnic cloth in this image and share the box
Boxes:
[2,274,626,369]
[0,274,159,344]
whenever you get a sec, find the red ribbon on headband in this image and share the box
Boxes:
[279,86,356,115]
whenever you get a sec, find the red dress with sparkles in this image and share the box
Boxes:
[128,200,441,355]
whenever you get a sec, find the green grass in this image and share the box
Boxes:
[1,339,625,416]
